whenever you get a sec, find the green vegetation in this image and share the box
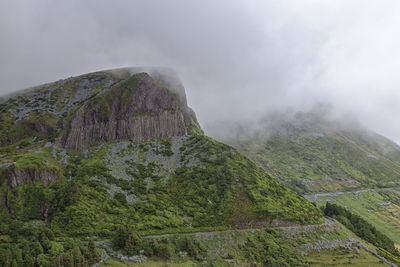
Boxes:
[83,73,146,122]
[112,227,207,261]
[50,135,321,238]
[186,110,204,136]
[102,258,197,266]
[226,113,400,251]
[14,149,62,176]
[240,228,304,266]
[305,247,389,266]
[107,227,307,266]
[0,109,57,145]
[323,202,400,263]
[0,133,324,265]
[4,70,393,266]
[102,218,391,266]
[314,189,400,245]
[155,138,173,156]
[228,116,400,194]
[0,210,101,266]
[0,72,122,146]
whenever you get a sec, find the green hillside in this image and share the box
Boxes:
[226,112,400,194]
[0,69,324,266]
[1,69,397,266]
[222,110,400,250]
[99,218,396,266]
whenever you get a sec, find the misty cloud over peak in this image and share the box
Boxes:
[1,0,400,143]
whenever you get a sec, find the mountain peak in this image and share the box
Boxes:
[0,68,202,150]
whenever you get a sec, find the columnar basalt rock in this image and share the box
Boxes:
[59,72,198,150]
[62,110,188,150]
[0,68,201,188]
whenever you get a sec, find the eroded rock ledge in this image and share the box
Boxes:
[4,165,60,187]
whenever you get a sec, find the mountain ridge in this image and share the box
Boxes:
[219,109,400,251]
[220,109,400,193]
[0,68,329,266]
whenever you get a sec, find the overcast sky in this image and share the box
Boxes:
[1,0,400,143]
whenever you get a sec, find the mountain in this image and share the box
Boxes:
[0,68,200,150]
[219,109,400,247]
[221,110,400,194]
[0,68,325,266]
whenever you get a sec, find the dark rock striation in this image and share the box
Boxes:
[59,72,200,150]
[4,165,60,187]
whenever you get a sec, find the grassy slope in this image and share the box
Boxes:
[104,250,388,267]
[0,70,326,266]
[225,115,400,248]
[100,219,392,266]
[313,189,400,244]
[3,70,392,266]
[0,135,323,266]
[0,70,321,232]
[48,135,322,237]
[306,248,389,267]
[230,124,400,194]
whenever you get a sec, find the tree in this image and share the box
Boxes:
[85,239,100,265]
[124,232,142,255]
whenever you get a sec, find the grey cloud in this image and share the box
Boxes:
[1,0,400,143]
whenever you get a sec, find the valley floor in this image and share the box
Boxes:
[305,187,400,245]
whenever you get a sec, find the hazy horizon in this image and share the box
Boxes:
[1,0,400,143]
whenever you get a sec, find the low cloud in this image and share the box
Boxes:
[1,0,400,143]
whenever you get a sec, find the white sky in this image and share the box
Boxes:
[1,0,400,143]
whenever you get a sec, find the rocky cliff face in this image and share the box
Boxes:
[4,165,60,187]
[0,67,201,187]
[59,72,197,150]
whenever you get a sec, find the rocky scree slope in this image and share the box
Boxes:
[0,68,323,265]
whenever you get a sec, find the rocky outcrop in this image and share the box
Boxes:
[4,165,60,187]
[62,110,187,150]
[20,120,55,136]
[59,72,199,150]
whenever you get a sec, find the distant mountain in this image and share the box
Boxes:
[219,109,400,248]
[0,68,323,266]
[221,109,400,194]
